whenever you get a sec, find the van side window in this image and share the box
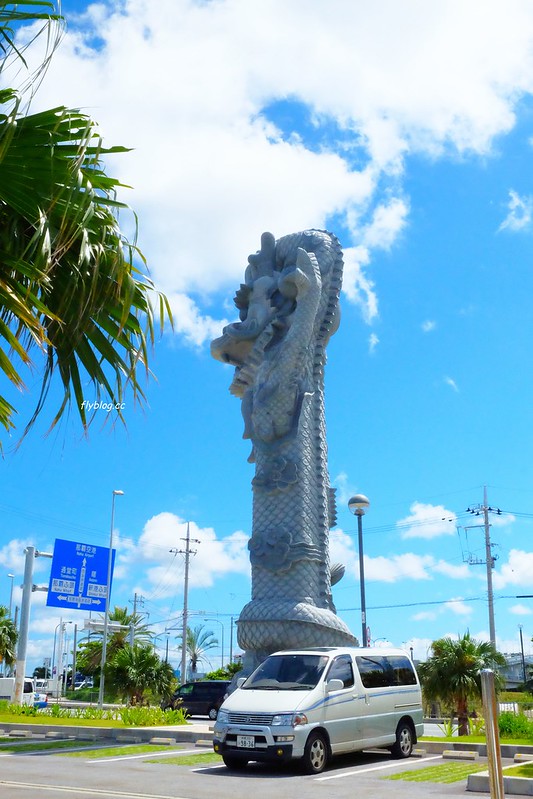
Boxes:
[356,655,390,688]
[388,655,417,686]
[179,684,194,696]
[328,655,354,688]
[23,681,33,694]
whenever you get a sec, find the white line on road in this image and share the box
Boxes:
[0,782,187,798]
[86,748,201,763]
[315,755,442,781]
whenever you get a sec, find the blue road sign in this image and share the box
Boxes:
[47,538,115,611]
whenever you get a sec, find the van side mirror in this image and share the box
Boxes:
[326,678,344,692]
[236,677,247,688]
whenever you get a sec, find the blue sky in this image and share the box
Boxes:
[2,0,533,675]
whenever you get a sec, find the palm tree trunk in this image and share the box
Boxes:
[457,697,470,736]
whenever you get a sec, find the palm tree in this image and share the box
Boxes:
[0,1,172,445]
[0,605,17,671]
[179,624,218,680]
[75,606,151,676]
[419,632,506,735]
[107,644,175,706]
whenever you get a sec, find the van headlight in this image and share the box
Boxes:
[272,713,308,727]
[217,709,229,724]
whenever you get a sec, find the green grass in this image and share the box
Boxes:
[60,744,181,758]
[148,752,223,766]
[383,762,485,783]
[421,735,533,747]
[503,762,533,778]
[0,739,86,754]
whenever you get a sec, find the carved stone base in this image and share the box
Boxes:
[237,598,357,673]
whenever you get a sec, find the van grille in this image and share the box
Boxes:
[228,712,274,725]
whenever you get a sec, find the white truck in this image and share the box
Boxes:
[0,677,48,708]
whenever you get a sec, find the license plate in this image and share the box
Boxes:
[237,735,255,748]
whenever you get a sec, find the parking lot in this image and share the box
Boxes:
[0,738,485,799]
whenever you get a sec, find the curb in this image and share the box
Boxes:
[0,723,213,744]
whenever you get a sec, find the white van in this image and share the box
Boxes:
[213,646,423,773]
[0,677,48,708]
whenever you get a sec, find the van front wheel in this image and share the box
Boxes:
[302,731,328,774]
[390,722,414,758]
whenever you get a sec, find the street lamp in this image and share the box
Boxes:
[7,573,14,619]
[204,618,225,670]
[98,489,124,708]
[51,620,72,698]
[348,494,370,647]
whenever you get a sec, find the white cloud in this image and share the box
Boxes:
[499,189,533,231]
[365,553,434,582]
[432,560,471,579]
[368,333,380,353]
[397,501,457,540]
[444,376,459,392]
[0,538,31,574]
[422,320,436,333]
[490,511,516,527]
[444,597,473,617]
[166,293,229,349]
[125,513,250,596]
[359,198,409,250]
[342,246,379,322]
[329,527,356,568]
[13,0,533,344]
[406,637,434,661]
[332,474,359,509]
[510,604,533,616]
[412,611,437,621]
[493,548,533,588]
[331,527,469,584]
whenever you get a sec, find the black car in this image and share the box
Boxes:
[161,680,231,719]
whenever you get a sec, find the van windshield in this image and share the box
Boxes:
[243,654,329,690]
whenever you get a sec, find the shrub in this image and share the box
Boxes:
[498,711,533,740]
[119,705,188,727]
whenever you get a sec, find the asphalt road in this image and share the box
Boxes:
[0,745,477,799]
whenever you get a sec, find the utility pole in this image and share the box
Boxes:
[170,522,200,684]
[13,546,53,705]
[465,486,500,647]
[129,593,146,646]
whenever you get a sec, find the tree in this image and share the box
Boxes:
[419,632,506,735]
[0,1,172,445]
[205,660,243,681]
[75,606,151,677]
[0,605,17,671]
[179,624,218,679]
[106,644,175,706]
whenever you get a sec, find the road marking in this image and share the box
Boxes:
[86,748,201,763]
[0,782,187,798]
[315,754,442,780]
[192,766,227,772]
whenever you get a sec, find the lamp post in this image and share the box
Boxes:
[98,489,124,708]
[51,620,72,698]
[204,618,225,670]
[51,621,63,686]
[7,573,14,619]
[348,494,370,647]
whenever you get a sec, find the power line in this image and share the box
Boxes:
[338,593,521,613]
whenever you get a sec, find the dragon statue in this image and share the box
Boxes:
[211,229,357,672]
